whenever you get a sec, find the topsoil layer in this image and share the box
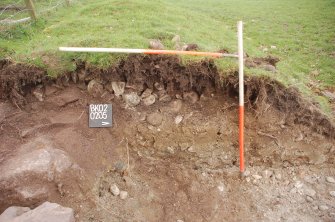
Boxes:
[1,55,334,138]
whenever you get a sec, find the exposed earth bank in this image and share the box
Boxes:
[0,55,334,222]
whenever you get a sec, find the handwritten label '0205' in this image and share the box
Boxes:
[90,104,108,120]
[89,104,112,128]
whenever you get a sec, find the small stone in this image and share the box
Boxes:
[71,72,78,83]
[306,196,314,202]
[252,175,262,180]
[111,82,125,97]
[182,43,198,51]
[143,95,156,106]
[32,86,44,102]
[77,70,86,82]
[110,184,120,196]
[263,64,276,72]
[0,206,31,221]
[87,80,104,98]
[175,94,182,99]
[159,94,172,102]
[176,220,184,222]
[154,82,164,91]
[168,100,183,112]
[123,92,141,107]
[119,191,128,200]
[175,115,183,125]
[146,113,163,126]
[138,112,146,121]
[0,202,75,222]
[60,74,70,87]
[167,147,175,154]
[262,170,273,179]
[304,186,316,197]
[149,40,164,50]
[319,205,329,211]
[217,182,225,192]
[114,161,127,174]
[242,170,251,177]
[326,176,335,183]
[329,191,335,197]
[187,146,195,153]
[270,45,277,49]
[183,91,199,103]
[274,171,282,180]
[294,181,304,189]
[141,88,153,98]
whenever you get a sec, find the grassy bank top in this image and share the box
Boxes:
[0,0,334,112]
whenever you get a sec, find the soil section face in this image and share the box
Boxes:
[0,56,334,221]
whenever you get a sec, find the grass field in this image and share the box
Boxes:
[1,0,334,111]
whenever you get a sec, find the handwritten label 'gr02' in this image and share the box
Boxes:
[89,104,112,128]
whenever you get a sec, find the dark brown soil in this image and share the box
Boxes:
[1,55,333,138]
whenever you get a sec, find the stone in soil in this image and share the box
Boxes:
[110,184,120,196]
[326,176,335,183]
[262,170,273,179]
[70,72,78,83]
[182,43,198,51]
[0,206,30,222]
[112,82,126,97]
[306,196,313,202]
[159,94,172,102]
[141,88,153,98]
[119,191,128,200]
[154,82,164,91]
[0,202,75,222]
[87,80,104,98]
[143,95,156,106]
[32,86,44,102]
[175,115,183,125]
[123,92,141,107]
[146,113,163,126]
[319,205,329,211]
[183,91,199,103]
[167,100,183,113]
[303,186,316,197]
[329,191,335,197]
[252,175,262,180]
[242,170,251,177]
[0,137,80,211]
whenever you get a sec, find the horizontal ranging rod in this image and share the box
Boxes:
[58,47,238,58]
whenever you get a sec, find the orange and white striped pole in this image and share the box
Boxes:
[237,21,245,173]
[58,47,238,58]
[59,21,245,172]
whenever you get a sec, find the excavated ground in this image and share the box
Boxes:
[0,55,335,222]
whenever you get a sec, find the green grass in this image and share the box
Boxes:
[0,0,334,112]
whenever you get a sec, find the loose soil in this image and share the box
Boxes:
[0,55,334,222]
